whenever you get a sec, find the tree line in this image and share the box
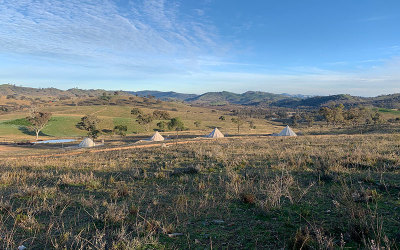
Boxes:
[318,104,383,127]
[76,108,185,139]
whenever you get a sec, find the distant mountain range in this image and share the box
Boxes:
[0,84,125,98]
[2,84,400,109]
[131,90,400,109]
[129,90,312,105]
[128,90,197,101]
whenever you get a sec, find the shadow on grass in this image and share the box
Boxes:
[18,126,50,137]
[206,125,222,129]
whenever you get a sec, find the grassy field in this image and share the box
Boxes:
[376,108,400,115]
[370,108,400,121]
[0,134,399,248]
[0,104,282,141]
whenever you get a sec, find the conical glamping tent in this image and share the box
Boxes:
[79,137,95,147]
[277,125,297,136]
[205,128,224,138]
[149,131,165,141]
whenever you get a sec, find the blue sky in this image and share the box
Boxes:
[0,0,399,96]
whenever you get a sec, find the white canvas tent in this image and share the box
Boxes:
[79,137,95,147]
[277,125,297,136]
[149,131,165,141]
[205,128,224,138]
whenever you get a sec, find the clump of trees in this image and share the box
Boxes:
[153,110,171,120]
[76,115,100,139]
[26,109,52,140]
[136,114,154,132]
[319,105,383,127]
[99,92,111,101]
[131,108,171,132]
[0,106,9,113]
[156,121,167,131]
[168,117,185,139]
[319,104,345,126]
[266,104,387,129]
[130,108,143,116]
[113,125,127,136]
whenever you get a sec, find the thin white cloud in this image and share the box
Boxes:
[168,57,400,96]
[358,15,394,22]
[2,63,399,97]
[1,54,399,97]
[0,0,219,70]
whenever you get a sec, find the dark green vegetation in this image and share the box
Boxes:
[76,115,101,139]
[1,135,399,249]
[272,94,363,108]
[185,91,291,105]
[3,118,31,126]
[128,90,197,101]
[376,108,400,115]
[272,94,400,109]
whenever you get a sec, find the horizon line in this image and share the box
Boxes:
[2,83,400,98]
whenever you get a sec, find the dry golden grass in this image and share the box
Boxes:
[0,134,399,248]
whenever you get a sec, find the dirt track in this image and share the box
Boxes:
[3,138,231,160]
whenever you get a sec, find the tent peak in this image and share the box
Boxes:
[79,137,95,147]
[149,131,164,141]
[205,128,224,138]
[277,125,297,136]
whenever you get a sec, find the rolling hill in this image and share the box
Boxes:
[2,84,400,109]
[270,94,400,109]
[128,90,197,101]
[0,84,129,98]
[130,90,298,105]
[186,91,293,105]
[270,94,366,108]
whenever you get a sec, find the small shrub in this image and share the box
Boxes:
[104,202,127,224]
[16,212,42,231]
[116,182,130,198]
[240,193,256,204]
[259,173,295,210]
[171,165,201,176]
[128,204,138,216]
